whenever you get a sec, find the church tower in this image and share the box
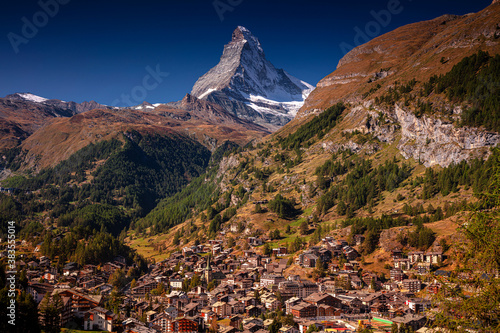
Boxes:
[204,255,213,284]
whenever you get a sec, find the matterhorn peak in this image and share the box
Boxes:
[190,26,313,130]
[230,26,264,56]
[231,26,251,41]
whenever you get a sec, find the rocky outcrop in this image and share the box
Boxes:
[216,155,240,180]
[395,105,500,167]
[332,102,499,167]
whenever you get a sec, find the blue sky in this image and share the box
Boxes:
[0,0,493,106]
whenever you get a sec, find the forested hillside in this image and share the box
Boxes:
[0,131,215,270]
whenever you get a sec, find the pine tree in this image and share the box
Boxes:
[431,149,500,331]
[39,293,61,333]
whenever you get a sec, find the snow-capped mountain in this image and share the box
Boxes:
[191,26,314,130]
[5,93,110,114]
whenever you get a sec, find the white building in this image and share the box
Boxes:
[84,307,116,331]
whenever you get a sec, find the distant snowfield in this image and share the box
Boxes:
[18,93,48,103]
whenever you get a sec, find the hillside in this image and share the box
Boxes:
[298,2,500,115]
[127,3,500,273]
[11,96,267,171]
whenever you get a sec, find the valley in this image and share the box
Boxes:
[1,2,500,333]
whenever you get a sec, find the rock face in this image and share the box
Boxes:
[394,105,500,167]
[191,26,313,130]
[339,103,500,167]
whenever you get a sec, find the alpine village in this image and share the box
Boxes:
[1,2,500,333]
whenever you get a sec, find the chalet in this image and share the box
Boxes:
[370,302,389,316]
[228,300,245,314]
[285,297,301,315]
[248,255,262,267]
[229,315,243,328]
[170,279,184,290]
[316,304,340,318]
[124,317,158,333]
[38,294,72,327]
[425,251,443,264]
[362,292,391,306]
[55,289,103,318]
[28,282,54,303]
[83,306,117,331]
[394,258,411,270]
[290,302,317,318]
[392,313,427,331]
[235,279,253,289]
[43,272,57,282]
[132,281,159,296]
[146,310,157,322]
[350,275,363,289]
[362,272,379,286]
[383,282,399,291]
[246,305,261,317]
[408,251,425,264]
[304,293,342,308]
[176,317,200,333]
[427,282,441,294]
[261,295,280,311]
[183,303,199,317]
[402,279,422,293]
[212,301,231,317]
[260,274,285,287]
[415,262,431,275]
[239,296,257,308]
[102,262,121,274]
[278,280,319,299]
[247,237,263,246]
[390,269,405,282]
[272,247,288,257]
[343,247,359,261]
[302,253,319,268]
[336,294,364,310]
[63,262,78,276]
[200,308,215,323]
[406,298,432,313]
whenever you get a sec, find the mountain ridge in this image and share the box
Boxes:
[296,2,500,117]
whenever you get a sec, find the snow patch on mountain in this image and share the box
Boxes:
[17,93,48,103]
